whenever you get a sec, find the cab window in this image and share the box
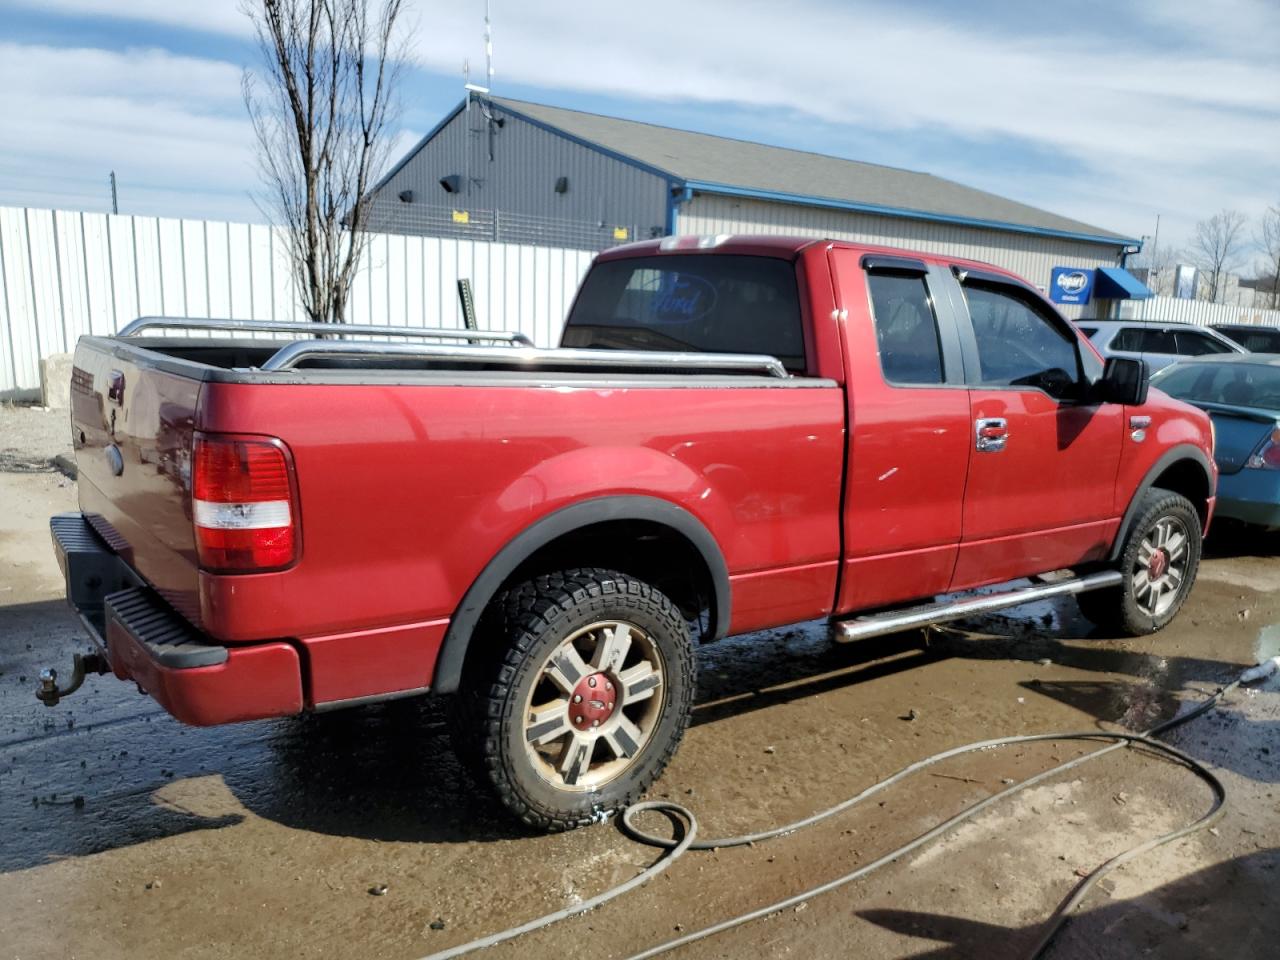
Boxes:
[866,273,945,385]
[1175,329,1232,356]
[962,282,1080,398]
[1112,327,1176,353]
[562,255,806,372]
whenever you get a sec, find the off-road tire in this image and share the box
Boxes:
[450,568,695,831]
[1076,488,1202,636]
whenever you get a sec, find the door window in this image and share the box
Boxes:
[1111,327,1176,353]
[1175,329,1232,355]
[867,273,945,385]
[963,283,1080,397]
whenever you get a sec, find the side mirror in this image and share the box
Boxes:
[1096,356,1149,405]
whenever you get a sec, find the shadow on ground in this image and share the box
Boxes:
[858,848,1280,959]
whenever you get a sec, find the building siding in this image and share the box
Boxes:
[675,193,1127,316]
[368,103,670,249]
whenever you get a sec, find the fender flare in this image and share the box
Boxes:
[432,495,731,693]
[1108,444,1214,562]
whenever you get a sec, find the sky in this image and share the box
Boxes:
[1,0,1277,264]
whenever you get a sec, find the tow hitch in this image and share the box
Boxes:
[36,651,110,707]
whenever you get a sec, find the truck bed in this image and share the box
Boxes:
[68,330,843,707]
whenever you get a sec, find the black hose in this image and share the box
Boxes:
[417,677,1246,960]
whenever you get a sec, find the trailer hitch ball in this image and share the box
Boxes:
[36,652,108,707]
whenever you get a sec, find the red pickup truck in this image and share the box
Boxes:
[43,235,1215,830]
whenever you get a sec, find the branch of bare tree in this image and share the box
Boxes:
[242,0,409,323]
[1188,209,1248,304]
[1255,202,1280,310]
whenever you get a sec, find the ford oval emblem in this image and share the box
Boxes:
[106,444,124,477]
[649,273,718,324]
[1056,271,1089,294]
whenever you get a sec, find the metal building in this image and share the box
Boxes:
[368,95,1140,306]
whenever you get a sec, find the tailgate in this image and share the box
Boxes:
[70,339,203,624]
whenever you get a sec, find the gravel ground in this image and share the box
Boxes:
[0,404,74,473]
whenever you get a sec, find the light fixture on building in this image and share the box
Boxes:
[439,175,462,194]
[398,190,414,203]
[554,176,569,194]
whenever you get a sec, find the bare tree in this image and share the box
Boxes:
[1188,209,1248,304]
[242,0,408,323]
[1256,202,1280,309]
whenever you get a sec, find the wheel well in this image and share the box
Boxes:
[1151,459,1211,526]
[502,519,716,634]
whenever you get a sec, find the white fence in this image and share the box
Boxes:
[0,206,596,398]
[1118,295,1280,328]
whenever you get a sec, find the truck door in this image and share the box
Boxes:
[946,269,1124,588]
[830,251,972,611]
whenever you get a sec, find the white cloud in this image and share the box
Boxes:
[0,42,259,219]
[406,0,1280,249]
[3,0,1277,251]
[8,0,252,37]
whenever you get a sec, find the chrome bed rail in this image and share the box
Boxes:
[259,340,790,378]
[117,316,533,346]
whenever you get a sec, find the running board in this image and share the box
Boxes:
[833,570,1124,643]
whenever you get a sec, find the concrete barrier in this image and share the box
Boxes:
[40,353,74,409]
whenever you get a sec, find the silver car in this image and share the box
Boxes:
[1076,320,1246,374]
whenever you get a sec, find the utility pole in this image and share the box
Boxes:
[109,170,119,214]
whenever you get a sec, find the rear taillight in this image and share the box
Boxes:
[193,433,298,572]
[1246,427,1280,471]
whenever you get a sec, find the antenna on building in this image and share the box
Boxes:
[484,0,494,89]
[109,170,118,215]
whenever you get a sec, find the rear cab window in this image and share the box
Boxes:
[562,255,807,373]
[1216,327,1280,352]
[1155,362,1280,407]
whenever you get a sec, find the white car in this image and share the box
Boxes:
[1077,320,1246,374]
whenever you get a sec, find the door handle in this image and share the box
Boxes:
[975,417,1008,453]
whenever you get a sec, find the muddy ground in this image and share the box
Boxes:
[1,413,1277,959]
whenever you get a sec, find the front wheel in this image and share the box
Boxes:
[452,568,695,831]
[1076,489,1202,635]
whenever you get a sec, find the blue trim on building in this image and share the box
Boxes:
[371,100,469,192]
[485,99,677,182]
[374,99,1138,250]
[681,180,1140,248]
[665,180,692,234]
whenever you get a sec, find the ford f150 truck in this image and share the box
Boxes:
[41,235,1216,830]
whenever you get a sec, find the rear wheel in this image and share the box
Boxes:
[1076,489,1201,635]
[451,568,695,831]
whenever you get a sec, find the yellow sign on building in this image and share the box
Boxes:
[452,210,470,224]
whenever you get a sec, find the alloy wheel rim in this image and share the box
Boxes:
[1132,515,1190,618]
[521,620,665,792]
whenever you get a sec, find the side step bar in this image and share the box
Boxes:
[833,569,1123,643]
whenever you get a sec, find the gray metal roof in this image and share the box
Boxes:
[485,96,1132,244]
